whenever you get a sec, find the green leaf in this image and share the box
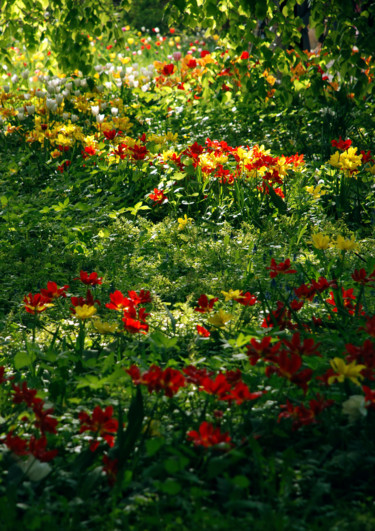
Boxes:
[14,351,33,370]
[149,330,178,349]
[160,478,182,495]
[268,186,287,213]
[146,437,165,457]
[116,387,144,471]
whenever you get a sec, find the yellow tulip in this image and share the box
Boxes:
[328,358,366,386]
[75,305,97,320]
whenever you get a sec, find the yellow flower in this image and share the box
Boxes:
[335,234,358,252]
[328,358,366,386]
[92,319,119,334]
[311,233,331,250]
[368,164,375,175]
[305,184,326,200]
[127,38,134,45]
[329,148,362,173]
[177,214,193,230]
[207,309,233,328]
[75,305,97,320]
[221,289,242,302]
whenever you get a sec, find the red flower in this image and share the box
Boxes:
[235,291,258,306]
[141,366,185,397]
[182,365,213,386]
[23,293,51,314]
[224,381,265,405]
[326,288,362,316]
[122,304,149,334]
[351,268,375,286]
[103,129,117,140]
[129,144,148,160]
[29,435,58,462]
[281,332,321,357]
[74,270,103,286]
[79,405,119,452]
[3,431,29,456]
[345,339,375,379]
[162,63,175,76]
[106,290,132,311]
[266,258,297,278]
[187,58,197,69]
[363,385,375,410]
[83,145,96,157]
[266,351,313,393]
[240,51,249,60]
[261,301,296,330]
[331,137,352,151]
[187,421,232,448]
[40,281,69,299]
[12,381,42,407]
[197,325,210,337]
[200,374,232,400]
[127,289,152,305]
[126,365,142,384]
[360,150,373,164]
[149,188,167,205]
[194,294,218,313]
[122,316,148,334]
[33,402,58,434]
[278,396,333,430]
[246,336,281,365]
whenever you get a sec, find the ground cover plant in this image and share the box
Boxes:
[1,2,375,529]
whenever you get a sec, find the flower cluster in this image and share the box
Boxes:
[1,380,58,462]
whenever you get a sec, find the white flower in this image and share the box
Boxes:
[21,69,29,79]
[62,112,70,120]
[96,114,105,123]
[56,94,63,105]
[91,105,100,116]
[71,114,79,122]
[342,395,367,423]
[17,456,52,482]
[111,107,119,116]
[17,112,25,121]
[11,74,19,83]
[3,85,10,93]
[25,105,35,115]
[46,98,57,111]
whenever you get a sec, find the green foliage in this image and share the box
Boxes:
[0,0,123,73]
[1,12,375,531]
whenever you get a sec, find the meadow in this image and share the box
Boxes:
[1,16,375,530]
